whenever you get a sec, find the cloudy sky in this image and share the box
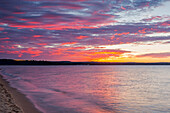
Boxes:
[0,0,170,62]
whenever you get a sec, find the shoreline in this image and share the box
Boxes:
[0,74,42,113]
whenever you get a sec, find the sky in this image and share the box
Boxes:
[0,0,170,62]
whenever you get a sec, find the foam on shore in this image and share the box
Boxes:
[0,73,41,113]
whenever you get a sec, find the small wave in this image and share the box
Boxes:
[0,68,21,80]
[50,88,74,96]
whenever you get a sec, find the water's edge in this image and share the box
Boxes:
[0,68,42,113]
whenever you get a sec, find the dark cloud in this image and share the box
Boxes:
[137,52,170,58]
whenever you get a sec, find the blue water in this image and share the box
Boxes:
[0,66,170,113]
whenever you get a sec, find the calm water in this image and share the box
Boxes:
[0,66,170,113]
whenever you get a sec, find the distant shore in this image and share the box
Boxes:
[0,73,41,113]
[1,59,170,65]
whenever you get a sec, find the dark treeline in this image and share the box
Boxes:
[0,59,170,65]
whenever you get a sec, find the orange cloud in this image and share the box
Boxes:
[138,28,147,34]
[114,32,130,36]
[49,48,130,62]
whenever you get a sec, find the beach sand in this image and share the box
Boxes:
[0,74,41,113]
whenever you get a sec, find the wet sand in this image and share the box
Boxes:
[0,74,41,113]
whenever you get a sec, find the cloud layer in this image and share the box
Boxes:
[0,0,170,61]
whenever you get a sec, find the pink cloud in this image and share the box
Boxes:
[121,6,126,10]
[143,16,162,21]
[33,35,42,38]
[0,27,4,31]
[13,12,26,14]
[0,37,10,41]
[76,36,88,39]
[0,48,43,57]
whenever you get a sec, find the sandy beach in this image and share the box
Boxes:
[0,74,41,113]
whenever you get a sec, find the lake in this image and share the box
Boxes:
[0,65,170,113]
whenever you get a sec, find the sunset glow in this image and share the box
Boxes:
[0,0,170,62]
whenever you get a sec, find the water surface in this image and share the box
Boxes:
[0,66,170,113]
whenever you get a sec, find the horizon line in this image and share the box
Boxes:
[1,59,170,64]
